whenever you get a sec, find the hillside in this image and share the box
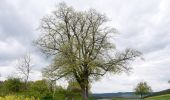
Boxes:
[144,94,170,100]
[145,89,170,98]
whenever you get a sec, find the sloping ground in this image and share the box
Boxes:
[145,89,170,98]
[144,94,170,100]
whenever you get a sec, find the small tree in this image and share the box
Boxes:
[134,81,152,98]
[17,54,33,89]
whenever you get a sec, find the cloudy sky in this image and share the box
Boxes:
[0,0,170,93]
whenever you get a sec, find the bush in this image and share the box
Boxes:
[3,78,24,93]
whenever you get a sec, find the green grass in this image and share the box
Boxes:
[144,94,170,100]
[54,94,95,100]
[54,94,83,100]
[0,94,95,100]
[111,94,170,100]
[112,98,139,100]
[112,98,132,100]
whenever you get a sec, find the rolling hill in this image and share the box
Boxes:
[144,94,170,100]
[145,89,170,98]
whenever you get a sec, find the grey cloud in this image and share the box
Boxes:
[0,1,31,41]
[0,0,50,75]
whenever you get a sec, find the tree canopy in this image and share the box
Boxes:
[36,2,141,100]
[134,81,152,98]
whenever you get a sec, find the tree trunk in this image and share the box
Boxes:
[141,94,143,99]
[24,76,28,90]
[82,86,88,100]
[86,85,89,98]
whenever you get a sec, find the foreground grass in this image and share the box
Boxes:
[0,95,39,100]
[0,95,94,100]
[54,94,82,100]
[112,98,129,100]
[144,94,170,100]
[112,98,140,100]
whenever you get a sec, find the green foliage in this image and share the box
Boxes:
[134,82,152,98]
[29,80,48,94]
[36,2,141,99]
[67,81,82,93]
[0,77,96,100]
[3,78,24,93]
[55,86,67,94]
[26,80,54,99]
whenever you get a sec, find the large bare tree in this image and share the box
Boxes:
[36,3,141,100]
[17,54,32,89]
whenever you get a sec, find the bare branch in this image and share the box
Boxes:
[17,54,33,89]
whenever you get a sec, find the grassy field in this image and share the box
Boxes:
[112,98,140,100]
[144,94,170,100]
[112,98,131,100]
[111,94,170,100]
